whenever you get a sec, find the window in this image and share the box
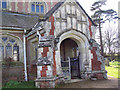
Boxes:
[41,5,44,13]
[13,44,19,61]
[2,1,7,9]
[31,4,35,12]
[0,44,4,61]
[0,36,20,61]
[6,43,12,58]
[31,2,45,13]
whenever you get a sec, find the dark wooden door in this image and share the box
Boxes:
[70,57,80,79]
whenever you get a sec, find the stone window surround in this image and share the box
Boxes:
[0,35,23,62]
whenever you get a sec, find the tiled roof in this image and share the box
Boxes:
[1,11,40,30]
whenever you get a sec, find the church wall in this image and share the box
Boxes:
[0,30,24,62]
[34,1,107,88]
[35,1,97,78]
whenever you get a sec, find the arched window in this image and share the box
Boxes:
[1,36,20,61]
[6,43,12,58]
[13,44,19,61]
[31,2,45,14]
[0,44,4,61]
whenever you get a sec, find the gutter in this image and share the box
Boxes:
[0,27,24,30]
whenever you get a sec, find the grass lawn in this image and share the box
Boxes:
[2,61,119,88]
[105,61,120,79]
[3,80,36,88]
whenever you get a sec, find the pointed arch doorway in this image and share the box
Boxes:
[60,38,81,79]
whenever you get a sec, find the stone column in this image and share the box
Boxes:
[35,36,64,88]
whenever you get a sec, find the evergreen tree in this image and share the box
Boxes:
[91,0,117,56]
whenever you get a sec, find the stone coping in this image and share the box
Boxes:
[35,76,64,81]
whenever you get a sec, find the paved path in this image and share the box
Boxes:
[59,76,119,88]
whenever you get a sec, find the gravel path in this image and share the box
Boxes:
[59,76,119,88]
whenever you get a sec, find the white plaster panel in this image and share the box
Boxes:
[55,21,60,37]
[82,24,86,35]
[55,10,60,18]
[66,4,70,14]
[67,17,71,29]
[72,5,75,14]
[82,15,86,21]
[72,18,76,29]
[78,23,81,31]
[61,22,66,31]
[61,6,65,19]
[77,9,81,20]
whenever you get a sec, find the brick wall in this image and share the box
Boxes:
[9,1,58,14]
[2,66,24,83]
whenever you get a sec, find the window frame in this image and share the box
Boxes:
[31,2,45,14]
[0,36,20,61]
[1,0,8,10]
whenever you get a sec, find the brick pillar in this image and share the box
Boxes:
[90,39,107,80]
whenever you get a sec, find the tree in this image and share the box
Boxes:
[91,0,117,56]
[103,25,118,55]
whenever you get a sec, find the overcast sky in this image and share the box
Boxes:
[77,0,119,43]
[78,0,119,16]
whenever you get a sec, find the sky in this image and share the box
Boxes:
[77,0,119,16]
[77,0,119,46]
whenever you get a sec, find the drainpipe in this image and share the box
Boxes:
[23,29,28,81]
[51,0,53,9]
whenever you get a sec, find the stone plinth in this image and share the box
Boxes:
[35,76,64,88]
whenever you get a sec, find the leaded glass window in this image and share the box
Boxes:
[6,43,12,58]
[2,37,7,43]
[0,36,20,61]
[31,2,44,13]
[13,44,19,61]
[2,1,7,9]
[31,4,35,12]
[9,39,15,44]
[0,44,4,61]
[41,5,44,13]
[36,5,39,12]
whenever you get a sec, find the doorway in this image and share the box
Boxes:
[60,38,81,79]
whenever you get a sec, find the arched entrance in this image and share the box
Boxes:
[60,38,81,79]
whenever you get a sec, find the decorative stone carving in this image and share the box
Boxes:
[38,35,55,48]
[37,57,52,66]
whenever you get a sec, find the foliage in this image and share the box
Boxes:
[2,57,23,67]
[103,26,118,54]
[91,0,118,24]
[3,80,35,88]
[91,0,118,56]
[105,61,120,79]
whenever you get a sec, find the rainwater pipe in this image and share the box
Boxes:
[23,29,28,81]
